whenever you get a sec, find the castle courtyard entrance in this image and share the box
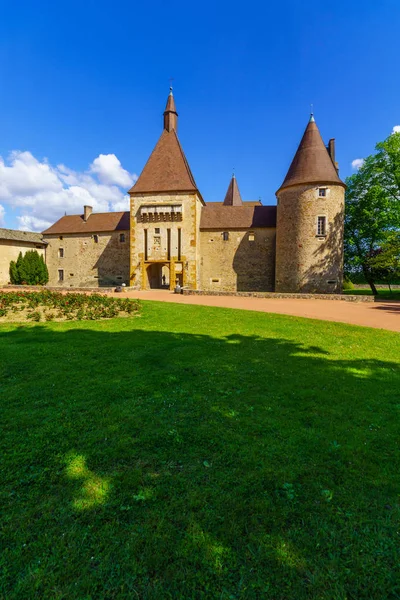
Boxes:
[146,263,171,289]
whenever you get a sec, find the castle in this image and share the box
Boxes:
[40,89,345,293]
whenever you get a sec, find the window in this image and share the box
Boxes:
[59,248,64,258]
[59,236,63,240]
[222,232,229,241]
[119,233,125,243]
[144,229,148,261]
[317,216,327,236]
[93,234,99,243]
[167,228,171,260]
[318,188,327,197]
[155,227,160,234]
[248,232,255,242]
[58,269,64,282]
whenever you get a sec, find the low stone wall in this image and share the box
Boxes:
[182,289,375,303]
[2,285,116,293]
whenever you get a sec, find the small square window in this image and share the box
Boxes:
[93,234,99,243]
[319,188,327,197]
[59,236,63,240]
[155,228,160,234]
[119,233,125,243]
[317,216,327,236]
[58,269,64,282]
[222,232,229,241]
[59,248,64,258]
[249,233,255,242]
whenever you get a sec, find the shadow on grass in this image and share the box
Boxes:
[1,321,400,599]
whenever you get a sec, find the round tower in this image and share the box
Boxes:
[275,115,346,294]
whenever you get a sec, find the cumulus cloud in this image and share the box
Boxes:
[351,158,364,170]
[90,154,133,187]
[0,151,137,232]
[392,125,400,134]
[0,204,5,226]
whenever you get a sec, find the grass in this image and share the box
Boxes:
[344,288,400,300]
[1,301,400,599]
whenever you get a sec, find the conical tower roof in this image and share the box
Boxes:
[223,174,243,206]
[129,89,202,200]
[277,116,345,193]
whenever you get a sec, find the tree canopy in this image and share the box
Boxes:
[344,131,400,293]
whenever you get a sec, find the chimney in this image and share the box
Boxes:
[83,205,92,221]
[327,139,335,163]
[327,139,339,174]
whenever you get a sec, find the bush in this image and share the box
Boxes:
[9,251,49,285]
[342,279,355,291]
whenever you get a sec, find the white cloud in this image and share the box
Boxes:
[0,151,137,232]
[351,158,364,170]
[0,204,5,226]
[90,154,134,187]
[392,125,400,134]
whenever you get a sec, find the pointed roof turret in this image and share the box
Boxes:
[163,87,178,132]
[223,174,243,206]
[277,115,345,193]
[129,89,203,200]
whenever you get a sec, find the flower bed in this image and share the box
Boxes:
[0,290,140,322]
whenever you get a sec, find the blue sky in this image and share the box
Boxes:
[0,0,399,230]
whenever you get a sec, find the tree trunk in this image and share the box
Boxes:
[362,265,378,295]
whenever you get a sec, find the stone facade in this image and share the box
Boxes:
[275,184,345,293]
[199,228,276,292]
[44,230,129,288]
[129,192,203,290]
[30,94,346,295]
[0,237,46,285]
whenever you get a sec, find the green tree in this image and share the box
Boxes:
[9,251,49,285]
[344,131,400,294]
[9,260,19,284]
[368,232,400,292]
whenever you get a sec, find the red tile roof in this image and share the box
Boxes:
[200,205,276,229]
[128,129,202,198]
[42,212,130,235]
[278,117,345,192]
[223,176,243,206]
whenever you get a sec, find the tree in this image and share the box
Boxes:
[9,260,19,284]
[8,251,49,285]
[344,131,400,294]
[368,232,400,292]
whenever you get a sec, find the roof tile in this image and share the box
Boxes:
[42,212,130,235]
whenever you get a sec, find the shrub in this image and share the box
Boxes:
[343,279,355,291]
[9,260,20,284]
[9,251,49,286]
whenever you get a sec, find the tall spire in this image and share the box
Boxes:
[163,87,178,132]
[277,116,345,192]
[223,173,243,206]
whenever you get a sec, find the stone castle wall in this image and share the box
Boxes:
[43,231,130,287]
[199,228,276,292]
[0,239,46,285]
[130,192,203,290]
[275,184,345,293]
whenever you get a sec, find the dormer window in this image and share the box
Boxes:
[318,187,327,197]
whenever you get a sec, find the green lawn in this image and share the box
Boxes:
[1,301,400,599]
[344,288,400,300]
